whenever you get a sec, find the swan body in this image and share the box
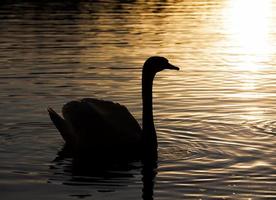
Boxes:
[48,56,179,161]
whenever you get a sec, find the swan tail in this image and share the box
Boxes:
[47,107,73,145]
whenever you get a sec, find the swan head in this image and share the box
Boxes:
[143,56,179,74]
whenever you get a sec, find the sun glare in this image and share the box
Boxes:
[225,0,273,70]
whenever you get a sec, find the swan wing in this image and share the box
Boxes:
[61,98,141,151]
[81,98,141,134]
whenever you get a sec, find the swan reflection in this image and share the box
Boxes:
[49,146,157,200]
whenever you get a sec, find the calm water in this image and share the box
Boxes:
[1,0,276,199]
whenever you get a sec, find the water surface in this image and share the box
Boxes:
[1,0,276,199]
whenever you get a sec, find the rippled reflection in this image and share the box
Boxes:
[1,0,276,199]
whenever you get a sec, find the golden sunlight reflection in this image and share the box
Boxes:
[232,160,271,169]
[225,0,273,70]
[222,0,274,121]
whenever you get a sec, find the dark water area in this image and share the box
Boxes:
[1,0,276,199]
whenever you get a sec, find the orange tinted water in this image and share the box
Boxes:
[1,1,276,199]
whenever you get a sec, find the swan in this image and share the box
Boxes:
[48,56,179,161]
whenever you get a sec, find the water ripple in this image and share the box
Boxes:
[1,0,276,199]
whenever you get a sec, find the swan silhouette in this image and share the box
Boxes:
[48,56,179,161]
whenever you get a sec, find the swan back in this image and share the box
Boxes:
[62,98,142,158]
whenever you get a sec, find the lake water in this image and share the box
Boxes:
[1,0,276,199]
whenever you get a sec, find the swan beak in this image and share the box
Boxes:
[166,63,180,71]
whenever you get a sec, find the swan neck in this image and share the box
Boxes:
[142,67,157,150]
